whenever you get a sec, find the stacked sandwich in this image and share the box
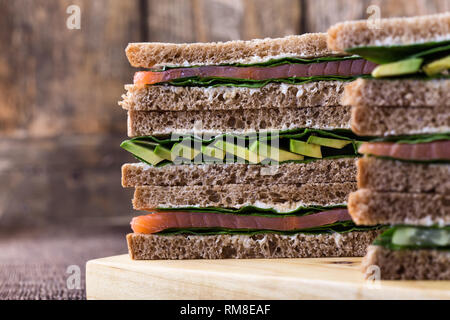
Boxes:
[119,33,381,260]
[328,13,450,279]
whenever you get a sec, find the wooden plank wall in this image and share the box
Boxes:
[0,0,448,227]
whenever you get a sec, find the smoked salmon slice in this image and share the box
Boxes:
[131,208,351,234]
[133,59,376,87]
[358,140,450,161]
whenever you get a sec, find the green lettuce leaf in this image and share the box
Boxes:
[157,204,346,217]
[372,132,450,144]
[374,225,450,251]
[163,75,362,88]
[156,221,382,236]
[161,56,361,70]
[346,40,450,64]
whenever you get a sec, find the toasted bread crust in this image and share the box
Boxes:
[120,81,345,111]
[328,12,450,51]
[127,230,380,260]
[132,182,356,212]
[126,33,337,68]
[348,189,450,226]
[122,158,357,187]
[343,78,450,108]
[362,245,450,280]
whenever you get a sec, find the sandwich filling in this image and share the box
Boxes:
[373,226,450,251]
[131,208,378,235]
[121,128,363,166]
[346,40,450,78]
[133,56,376,88]
[358,133,450,163]
[125,50,383,238]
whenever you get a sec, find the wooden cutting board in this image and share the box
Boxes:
[86,254,450,300]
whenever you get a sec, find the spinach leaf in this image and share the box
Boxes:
[346,40,450,64]
[161,56,360,70]
[156,221,381,236]
[157,204,347,217]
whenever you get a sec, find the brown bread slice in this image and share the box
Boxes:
[343,78,450,108]
[122,158,357,187]
[348,189,450,226]
[362,245,450,280]
[357,157,450,194]
[126,33,336,68]
[328,12,450,52]
[127,230,380,260]
[120,81,345,111]
[127,106,351,137]
[133,182,356,212]
[351,105,449,136]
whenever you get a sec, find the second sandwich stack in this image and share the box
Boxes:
[119,33,380,259]
[329,13,450,279]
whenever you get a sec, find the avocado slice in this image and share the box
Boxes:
[306,136,351,149]
[423,55,450,76]
[371,58,423,78]
[249,141,304,162]
[289,139,322,158]
[201,145,225,161]
[154,145,175,161]
[120,141,164,166]
[171,142,200,160]
[214,140,260,163]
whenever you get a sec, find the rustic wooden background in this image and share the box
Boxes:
[1,0,449,228]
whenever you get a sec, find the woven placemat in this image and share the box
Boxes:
[0,226,128,300]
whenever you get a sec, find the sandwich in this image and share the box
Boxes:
[328,13,450,279]
[120,33,381,260]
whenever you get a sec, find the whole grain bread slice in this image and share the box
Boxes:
[351,105,449,136]
[126,33,337,68]
[357,156,450,194]
[120,81,345,111]
[133,182,356,212]
[122,158,357,187]
[362,245,450,280]
[328,12,450,51]
[343,78,450,108]
[127,106,351,137]
[127,229,380,260]
[348,189,450,226]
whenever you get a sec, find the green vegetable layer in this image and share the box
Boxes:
[121,128,364,166]
[163,75,362,88]
[374,225,450,251]
[157,204,346,217]
[346,40,450,64]
[156,221,381,236]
